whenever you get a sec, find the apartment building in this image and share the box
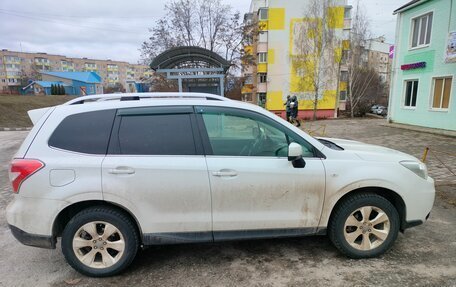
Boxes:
[241,0,352,119]
[0,49,153,94]
[338,36,393,110]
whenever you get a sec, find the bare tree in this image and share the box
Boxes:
[345,2,377,117]
[291,0,340,120]
[140,0,245,68]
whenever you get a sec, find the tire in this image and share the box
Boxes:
[328,193,399,259]
[61,206,139,277]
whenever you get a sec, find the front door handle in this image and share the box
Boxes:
[212,169,238,177]
[108,166,135,175]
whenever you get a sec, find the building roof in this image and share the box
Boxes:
[393,0,428,14]
[41,71,102,83]
[150,46,231,72]
[34,81,70,88]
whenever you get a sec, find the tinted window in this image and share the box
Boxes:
[49,109,116,154]
[118,114,196,155]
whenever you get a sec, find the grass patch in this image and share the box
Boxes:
[0,94,74,127]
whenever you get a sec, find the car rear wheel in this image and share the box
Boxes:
[328,193,399,258]
[61,206,139,277]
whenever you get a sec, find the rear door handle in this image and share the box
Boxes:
[108,167,135,175]
[212,169,237,177]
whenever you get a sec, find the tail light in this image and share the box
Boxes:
[9,159,44,193]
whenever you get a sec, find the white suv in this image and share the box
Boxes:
[7,93,435,277]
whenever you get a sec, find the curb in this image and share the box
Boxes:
[0,127,32,131]
[381,123,456,138]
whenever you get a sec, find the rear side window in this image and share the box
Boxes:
[117,114,196,155]
[48,109,116,154]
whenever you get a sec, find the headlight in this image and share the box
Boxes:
[400,160,428,179]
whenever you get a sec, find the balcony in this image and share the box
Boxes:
[241,84,253,94]
[257,82,267,93]
[4,56,21,64]
[107,65,119,72]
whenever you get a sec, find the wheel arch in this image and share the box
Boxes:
[327,187,407,232]
[52,200,143,244]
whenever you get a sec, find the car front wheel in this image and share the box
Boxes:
[328,193,400,258]
[61,206,139,277]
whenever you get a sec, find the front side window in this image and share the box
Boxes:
[431,77,452,110]
[404,80,418,108]
[49,109,116,154]
[117,114,196,155]
[411,12,432,48]
[199,108,315,157]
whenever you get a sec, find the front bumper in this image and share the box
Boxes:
[9,224,56,249]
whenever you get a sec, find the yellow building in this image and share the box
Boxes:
[241,0,352,119]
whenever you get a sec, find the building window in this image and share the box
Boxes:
[258,52,267,63]
[340,91,347,101]
[258,31,268,43]
[344,7,351,19]
[404,80,418,108]
[244,74,253,85]
[340,71,348,81]
[431,77,452,110]
[243,93,253,102]
[341,50,348,64]
[411,12,432,48]
[258,73,267,83]
[258,8,268,20]
[257,93,266,107]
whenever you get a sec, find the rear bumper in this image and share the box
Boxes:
[9,224,56,249]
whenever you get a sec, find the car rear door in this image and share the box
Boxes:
[102,106,212,244]
[195,106,326,240]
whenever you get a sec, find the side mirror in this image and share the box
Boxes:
[288,142,306,168]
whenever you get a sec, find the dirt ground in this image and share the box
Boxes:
[0,118,455,287]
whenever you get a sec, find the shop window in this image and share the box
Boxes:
[404,80,418,108]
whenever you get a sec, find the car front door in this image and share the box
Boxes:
[102,106,212,244]
[195,106,326,240]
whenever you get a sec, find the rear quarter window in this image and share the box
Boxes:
[48,109,116,154]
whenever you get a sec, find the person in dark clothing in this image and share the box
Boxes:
[289,95,301,127]
[284,95,291,122]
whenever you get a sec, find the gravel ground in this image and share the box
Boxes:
[0,119,455,287]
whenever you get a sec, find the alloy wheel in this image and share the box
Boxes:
[72,221,125,269]
[343,206,390,251]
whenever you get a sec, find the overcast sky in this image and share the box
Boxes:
[0,0,403,64]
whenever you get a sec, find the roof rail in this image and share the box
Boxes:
[62,92,230,105]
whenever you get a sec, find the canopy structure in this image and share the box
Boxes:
[150,46,231,96]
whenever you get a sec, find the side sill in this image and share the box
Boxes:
[142,227,319,245]
[9,224,56,249]
[143,231,213,245]
[213,227,317,241]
